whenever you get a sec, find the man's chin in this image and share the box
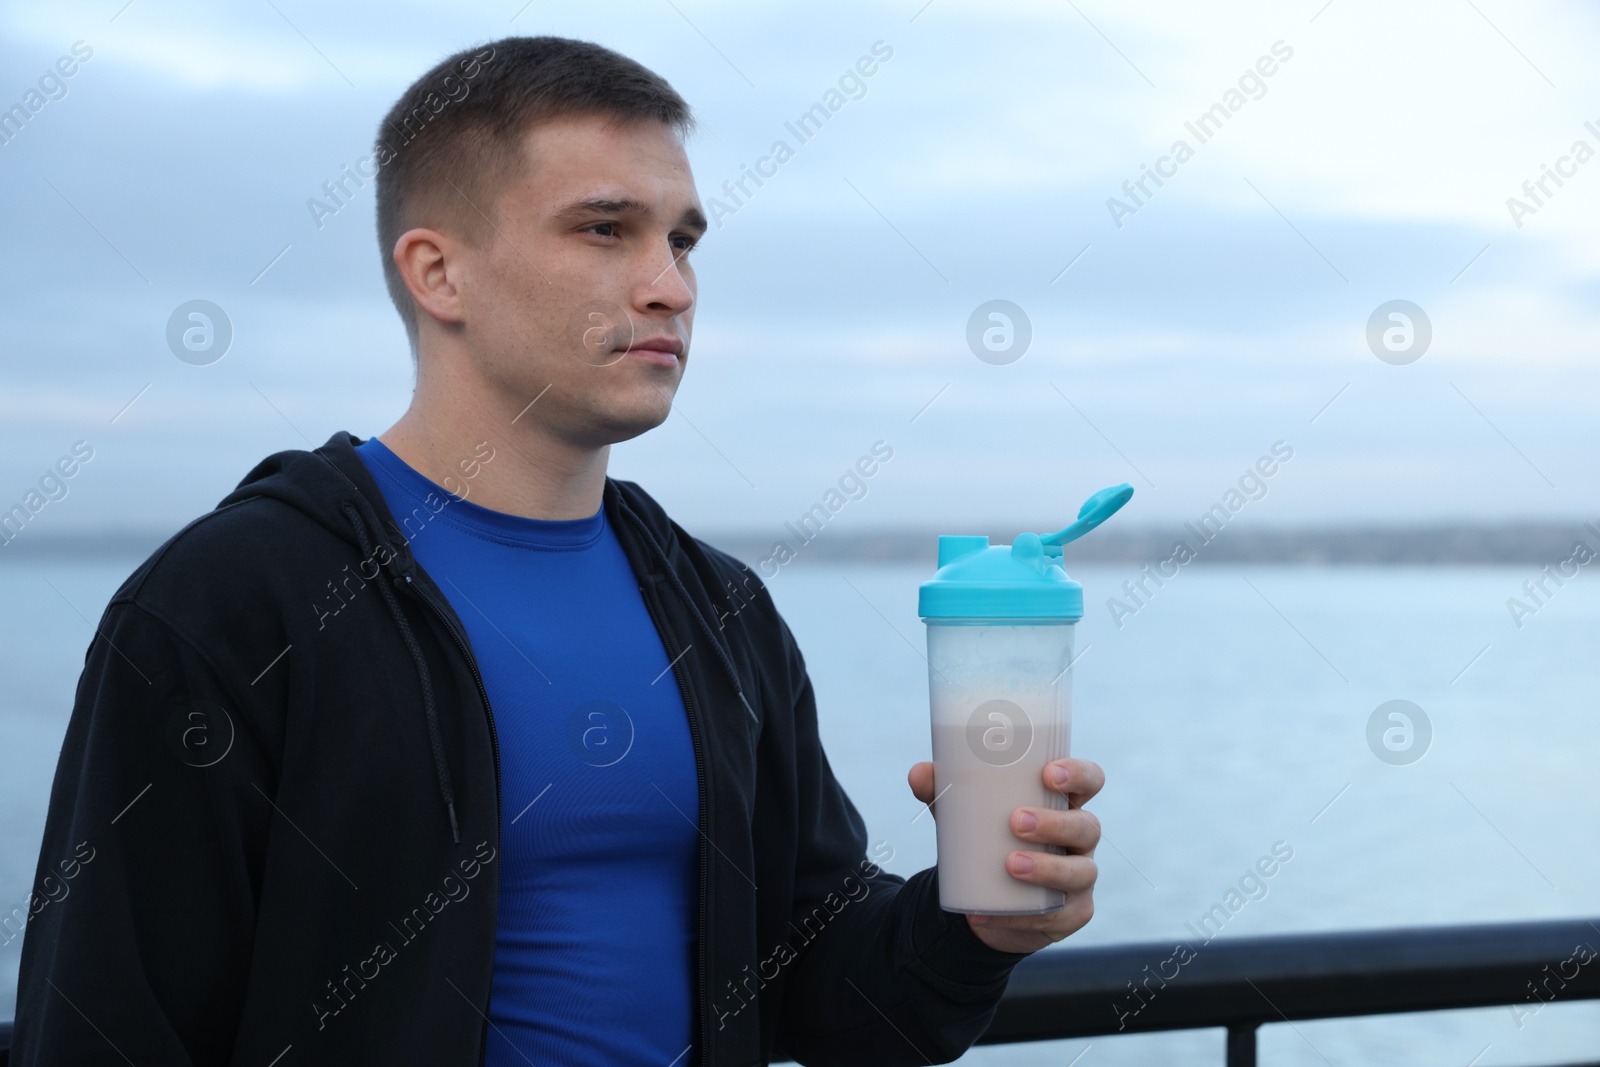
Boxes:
[584,403,674,447]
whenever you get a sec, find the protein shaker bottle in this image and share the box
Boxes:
[918,484,1131,914]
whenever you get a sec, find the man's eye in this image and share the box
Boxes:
[587,222,618,238]
[671,235,699,254]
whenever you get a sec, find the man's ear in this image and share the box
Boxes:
[393,227,467,330]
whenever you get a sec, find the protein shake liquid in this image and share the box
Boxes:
[926,617,1074,914]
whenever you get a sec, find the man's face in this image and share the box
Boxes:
[452,113,704,448]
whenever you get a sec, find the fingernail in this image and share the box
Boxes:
[1010,853,1034,875]
[1053,764,1070,787]
[1015,810,1038,832]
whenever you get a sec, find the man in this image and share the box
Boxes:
[11,35,1102,1065]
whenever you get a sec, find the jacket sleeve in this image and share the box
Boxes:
[9,598,275,1065]
[771,616,1033,1066]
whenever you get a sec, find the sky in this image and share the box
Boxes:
[1,0,1596,545]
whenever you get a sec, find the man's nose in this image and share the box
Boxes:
[635,243,694,315]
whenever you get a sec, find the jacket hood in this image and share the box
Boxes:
[215,430,755,843]
[217,431,698,587]
[218,431,420,565]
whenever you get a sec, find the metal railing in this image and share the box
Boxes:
[974,917,1600,1065]
[4,918,1598,1065]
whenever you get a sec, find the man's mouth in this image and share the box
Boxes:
[619,336,683,366]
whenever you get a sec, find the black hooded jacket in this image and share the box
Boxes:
[10,431,1031,1065]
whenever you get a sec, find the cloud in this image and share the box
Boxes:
[1,0,1596,532]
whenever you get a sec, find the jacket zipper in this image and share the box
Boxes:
[637,574,712,1067]
[401,575,503,1067]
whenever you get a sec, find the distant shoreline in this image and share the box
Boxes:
[699,522,1600,567]
[8,522,1597,566]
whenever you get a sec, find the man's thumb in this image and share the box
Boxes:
[908,761,936,807]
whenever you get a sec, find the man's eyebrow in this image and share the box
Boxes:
[556,196,708,233]
[678,205,708,233]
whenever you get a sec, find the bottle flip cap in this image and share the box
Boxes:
[918,482,1134,620]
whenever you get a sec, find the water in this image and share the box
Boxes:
[769,561,1600,1064]
[3,555,1598,1063]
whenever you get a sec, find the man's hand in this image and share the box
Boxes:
[907,757,1103,955]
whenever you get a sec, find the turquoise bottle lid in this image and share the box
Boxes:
[917,483,1133,621]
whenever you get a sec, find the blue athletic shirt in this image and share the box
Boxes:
[355,436,700,1066]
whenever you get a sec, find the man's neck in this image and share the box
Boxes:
[377,397,610,523]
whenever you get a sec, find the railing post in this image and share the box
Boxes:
[1225,1022,1258,1067]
